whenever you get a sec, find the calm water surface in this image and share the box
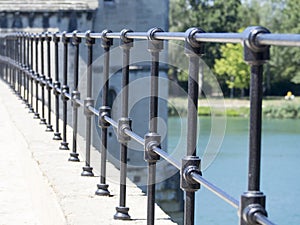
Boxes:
[168,117,300,224]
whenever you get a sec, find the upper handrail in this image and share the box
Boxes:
[1,30,300,47]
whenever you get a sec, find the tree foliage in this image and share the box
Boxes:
[169,0,300,96]
[214,43,249,90]
[169,0,243,94]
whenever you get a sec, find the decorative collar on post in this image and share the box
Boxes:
[184,27,205,56]
[101,29,113,49]
[147,27,164,52]
[61,31,70,44]
[243,26,270,65]
[120,29,133,48]
[45,31,51,42]
[39,32,45,42]
[34,33,39,43]
[52,32,60,43]
[85,30,95,46]
[72,30,81,46]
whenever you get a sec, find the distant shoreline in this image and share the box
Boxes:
[168,97,300,119]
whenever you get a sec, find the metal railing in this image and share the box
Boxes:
[0,26,299,225]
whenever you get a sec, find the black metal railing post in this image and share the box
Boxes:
[14,35,19,94]
[33,34,40,119]
[10,36,14,89]
[69,30,81,162]
[114,29,133,220]
[180,28,205,225]
[39,33,47,125]
[22,32,27,103]
[10,36,15,89]
[95,29,113,196]
[13,35,16,91]
[81,31,95,176]
[25,33,31,108]
[59,32,70,150]
[19,33,24,100]
[28,34,35,113]
[52,32,62,140]
[45,32,54,132]
[143,27,164,225]
[17,33,21,97]
[6,36,9,84]
[1,37,6,81]
[6,36,10,85]
[0,37,3,80]
[240,26,271,225]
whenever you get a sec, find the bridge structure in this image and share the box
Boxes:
[0,26,299,225]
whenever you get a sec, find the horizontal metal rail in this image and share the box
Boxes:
[255,213,277,225]
[1,30,300,47]
[191,172,239,208]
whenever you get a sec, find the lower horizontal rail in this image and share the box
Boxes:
[255,213,277,225]
[123,128,144,145]
[153,146,181,169]
[87,105,98,116]
[104,115,118,128]
[191,172,239,209]
[74,98,84,107]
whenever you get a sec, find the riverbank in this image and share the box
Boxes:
[168,97,300,118]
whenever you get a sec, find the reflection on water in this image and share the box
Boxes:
[168,116,300,225]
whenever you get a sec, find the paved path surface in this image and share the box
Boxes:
[0,80,176,225]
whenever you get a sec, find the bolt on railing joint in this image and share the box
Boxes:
[101,29,113,49]
[85,30,95,46]
[144,132,161,163]
[52,32,60,43]
[243,26,270,65]
[147,27,164,52]
[61,85,69,101]
[240,191,267,225]
[72,30,81,46]
[53,81,60,95]
[180,156,202,192]
[185,27,206,56]
[71,90,80,108]
[117,117,132,143]
[39,33,45,42]
[62,31,70,44]
[46,77,52,90]
[242,203,268,225]
[98,106,111,128]
[84,98,94,117]
[45,32,52,42]
[120,29,134,48]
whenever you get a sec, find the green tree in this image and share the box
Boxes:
[214,43,249,97]
[169,0,243,89]
[276,0,300,85]
[240,0,300,95]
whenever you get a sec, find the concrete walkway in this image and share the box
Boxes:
[0,80,176,225]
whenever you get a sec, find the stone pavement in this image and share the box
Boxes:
[0,80,176,225]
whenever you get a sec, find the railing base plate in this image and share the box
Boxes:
[81,166,94,176]
[40,118,46,125]
[114,206,131,220]
[53,132,62,140]
[33,113,40,119]
[68,152,80,162]
[95,184,110,196]
[59,142,69,150]
[45,124,53,132]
